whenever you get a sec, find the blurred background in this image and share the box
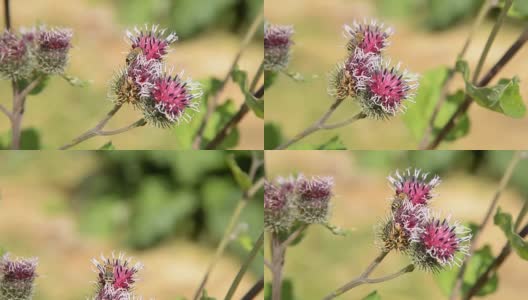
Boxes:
[0,0,263,149]
[265,0,528,149]
[265,150,528,300]
[0,151,263,299]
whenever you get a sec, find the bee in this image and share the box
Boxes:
[102,263,115,284]
[126,47,144,65]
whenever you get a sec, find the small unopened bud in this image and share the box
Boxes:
[264,180,294,233]
[35,26,73,74]
[264,22,294,72]
[0,30,32,79]
[295,175,334,224]
[0,254,38,300]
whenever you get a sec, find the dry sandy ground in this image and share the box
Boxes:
[265,0,528,149]
[265,151,527,300]
[0,154,257,300]
[0,0,263,149]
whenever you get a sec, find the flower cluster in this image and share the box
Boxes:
[377,169,471,272]
[110,25,202,127]
[265,174,334,232]
[264,22,294,72]
[0,26,72,79]
[328,20,419,119]
[91,253,144,300]
[0,253,38,300]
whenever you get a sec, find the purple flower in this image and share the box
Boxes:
[264,22,294,72]
[0,253,38,300]
[0,30,32,79]
[388,169,440,207]
[419,218,470,267]
[127,25,178,61]
[344,19,393,55]
[295,175,334,224]
[92,253,143,294]
[264,180,294,232]
[35,26,73,74]
[141,72,201,127]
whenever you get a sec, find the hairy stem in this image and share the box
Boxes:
[451,151,522,300]
[193,6,263,149]
[241,277,264,300]
[276,97,366,149]
[224,231,264,300]
[271,232,284,300]
[323,251,413,300]
[420,0,494,148]
[280,224,308,250]
[425,25,528,150]
[464,224,528,300]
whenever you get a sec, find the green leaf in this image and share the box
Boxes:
[425,0,482,30]
[323,223,352,237]
[226,154,252,191]
[20,128,41,150]
[264,70,278,90]
[456,60,526,118]
[362,290,381,300]
[16,75,50,95]
[61,74,91,87]
[264,122,284,149]
[202,99,240,149]
[494,207,528,259]
[435,245,498,297]
[509,0,528,19]
[99,141,115,150]
[264,279,295,300]
[199,290,216,300]
[317,136,347,150]
[232,66,264,118]
[431,90,470,141]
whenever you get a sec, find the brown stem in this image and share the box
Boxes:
[4,0,11,29]
[10,77,43,149]
[241,277,264,300]
[450,151,522,300]
[425,26,528,150]
[464,224,528,300]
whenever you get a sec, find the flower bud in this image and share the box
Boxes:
[0,30,32,79]
[35,26,72,74]
[264,180,294,233]
[0,254,38,300]
[264,22,294,72]
[295,175,334,224]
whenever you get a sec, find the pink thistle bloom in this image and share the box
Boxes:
[344,48,379,93]
[419,218,471,267]
[92,253,143,293]
[0,253,38,300]
[94,285,132,300]
[264,22,294,72]
[35,26,73,74]
[144,71,201,126]
[0,30,32,79]
[264,180,294,232]
[295,175,334,224]
[388,169,440,207]
[392,199,430,241]
[344,19,393,55]
[127,25,178,61]
[361,61,418,119]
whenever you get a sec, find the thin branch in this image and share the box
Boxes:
[323,251,413,300]
[264,258,272,270]
[0,104,12,121]
[464,224,528,300]
[271,232,284,300]
[224,231,264,300]
[241,277,264,300]
[59,104,146,150]
[276,98,367,149]
[280,224,308,250]
[450,151,522,300]
[10,76,43,149]
[420,0,494,148]
[4,0,11,29]
[424,26,528,150]
[193,7,264,149]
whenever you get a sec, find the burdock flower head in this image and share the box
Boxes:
[411,216,471,271]
[140,71,202,127]
[264,179,295,233]
[0,253,38,300]
[35,26,73,74]
[0,30,32,79]
[344,19,393,55]
[295,175,334,224]
[264,22,294,72]
[388,168,440,207]
[92,252,143,299]
[359,61,419,119]
[127,25,178,61]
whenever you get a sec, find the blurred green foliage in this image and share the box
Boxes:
[97,0,263,39]
[71,151,263,274]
